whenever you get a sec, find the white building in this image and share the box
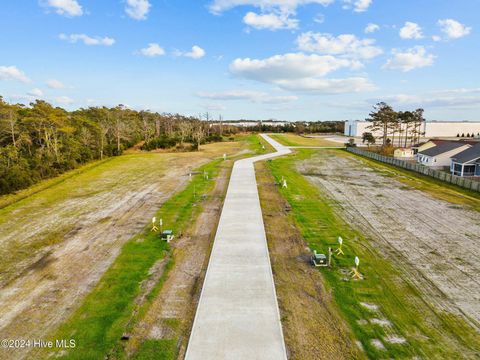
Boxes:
[394,148,415,159]
[417,141,471,168]
[345,120,480,138]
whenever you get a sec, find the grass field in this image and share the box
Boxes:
[266,149,480,359]
[26,134,269,360]
[269,133,343,147]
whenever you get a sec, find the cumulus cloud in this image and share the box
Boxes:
[197,90,298,104]
[243,11,298,30]
[343,0,372,12]
[140,43,165,57]
[364,23,379,33]
[208,0,334,14]
[314,13,325,24]
[399,21,423,39]
[377,88,480,109]
[59,33,115,46]
[229,53,373,93]
[42,0,83,17]
[384,46,435,72]
[175,46,206,59]
[28,88,44,97]
[438,19,471,39]
[125,0,151,20]
[55,95,74,104]
[0,65,30,83]
[296,32,383,60]
[46,79,65,89]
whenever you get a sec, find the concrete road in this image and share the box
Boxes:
[185,134,290,360]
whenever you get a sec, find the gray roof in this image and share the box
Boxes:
[451,143,480,164]
[419,141,468,157]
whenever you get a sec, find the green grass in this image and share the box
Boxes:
[43,158,224,360]
[39,134,268,360]
[267,149,480,359]
[269,133,342,147]
[132,340,177,360]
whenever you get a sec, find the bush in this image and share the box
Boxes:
[141,136,178,151]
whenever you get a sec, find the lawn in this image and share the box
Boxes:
[269,133,343,147]
[266,149,480,359]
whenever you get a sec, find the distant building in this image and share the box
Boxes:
[450,143,480,177]
[417,141,471,168]
[344,120,480,138]
[394,148,415,159]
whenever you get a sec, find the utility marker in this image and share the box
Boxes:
[350,256,362,280]
[335,236,344,256]
[151,217,159,232]
[223,153,227,161]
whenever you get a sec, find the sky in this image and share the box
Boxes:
[0,0,479,121]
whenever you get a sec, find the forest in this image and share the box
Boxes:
[0,97,235,195]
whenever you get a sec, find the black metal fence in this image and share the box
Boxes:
[346,147,480,193]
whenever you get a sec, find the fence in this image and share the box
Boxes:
[346,147,480,193]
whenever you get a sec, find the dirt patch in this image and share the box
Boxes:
[298,151,480,330]
[123,164,231,359]
[255,162,364,360]
[0,142,245,360]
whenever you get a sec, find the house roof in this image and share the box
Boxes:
[451,143,480,164]
[419,141,468,157]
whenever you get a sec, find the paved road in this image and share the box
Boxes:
[185,134,290,360]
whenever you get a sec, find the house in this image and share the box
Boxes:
[417,141,471,168]
[450,143,480,177]
[394,148,415,159]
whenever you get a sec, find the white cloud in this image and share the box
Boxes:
[46,79,65,89]
[28,88,44,97]
[42,0,83,17]
[343,0,372,12]
[59,33,115,46]
[229,53,373,93]
[364,23,379,33]
[399,22,423,39]
[377,88,480,109]
[314,13,325,24]
[197,90,298,103]
[140,43,165,57]
[125,0,151,20]
[243,11,298,30]
[438,19,471,39]
[384,46,435,72]
[432,35,441,42]
[296,32,383,60]
[0,66,30,83]
[55,95,74,104]
[208,0,334,14]
[275,77,375,92]
[175,46,206,59]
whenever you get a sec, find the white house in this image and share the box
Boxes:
[450,143,480,177]
[394,148,415,159]
[417,141,471,168]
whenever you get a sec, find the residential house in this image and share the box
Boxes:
[394,148,415,159]
[450,143,480,177]
[417,141,471,168]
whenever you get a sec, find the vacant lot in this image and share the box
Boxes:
[269,133,342,147]
[0,139,252,360]
[267,149,480,359]
[300,151,480,327]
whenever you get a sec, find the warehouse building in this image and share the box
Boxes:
[344,120,480,138]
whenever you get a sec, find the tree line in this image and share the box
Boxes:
[363,102,426,147]
[0,97,234,195]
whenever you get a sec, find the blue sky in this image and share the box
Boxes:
[0,0,479,121]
